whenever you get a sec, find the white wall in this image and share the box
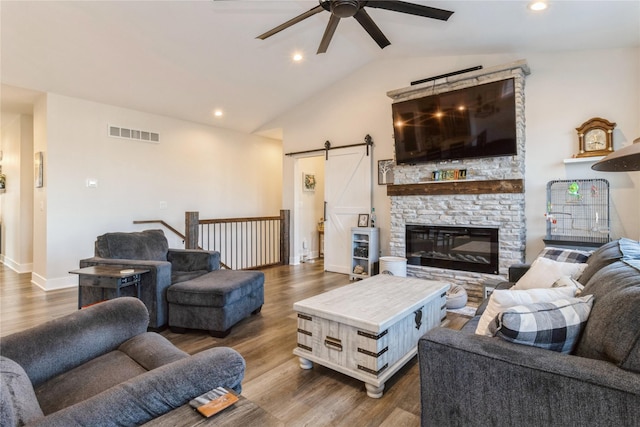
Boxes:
[267,47,640,262]
[0,114,34,272]
[31,93,283,290]
[524,48,640,253]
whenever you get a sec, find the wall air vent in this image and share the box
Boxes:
[108,125,160,143]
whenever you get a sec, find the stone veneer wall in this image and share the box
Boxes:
[386,60,530,305]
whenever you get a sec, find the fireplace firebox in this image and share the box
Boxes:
[406,225,499,274]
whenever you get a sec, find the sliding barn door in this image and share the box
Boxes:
[324,146,372,274]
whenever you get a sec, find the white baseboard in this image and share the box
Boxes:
[1,256,33,274]
[31,272,77,291]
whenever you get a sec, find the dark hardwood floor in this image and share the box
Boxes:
[0,261,471,426]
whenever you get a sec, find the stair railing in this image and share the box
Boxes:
[185,210,290,270]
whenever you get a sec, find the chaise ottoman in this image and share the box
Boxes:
[167,269,264,337]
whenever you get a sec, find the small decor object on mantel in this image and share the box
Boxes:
[432,169,467,181]
[575,117,616,158]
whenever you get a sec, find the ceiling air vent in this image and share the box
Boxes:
[108,125,160,143]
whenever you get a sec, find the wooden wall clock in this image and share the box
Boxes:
[575,117,616,158]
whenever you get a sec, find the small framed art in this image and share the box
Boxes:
[34,152,44,188]
[378,159,394,185]
[303,173,316,192]
[358,214,369,227]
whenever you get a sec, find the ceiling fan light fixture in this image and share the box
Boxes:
[258,1,454,54]
[329,0,360,18]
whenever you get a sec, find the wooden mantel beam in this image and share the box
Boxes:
[386,179,524,197]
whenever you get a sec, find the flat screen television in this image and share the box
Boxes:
[392,78,517,165]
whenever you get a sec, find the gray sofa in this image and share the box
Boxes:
[418,238,640,426]
[0,297,245,427]
[80,229,220,329]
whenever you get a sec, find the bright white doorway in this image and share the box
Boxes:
[294,146,372,274]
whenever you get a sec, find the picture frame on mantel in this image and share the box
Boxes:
[378,159,394,185]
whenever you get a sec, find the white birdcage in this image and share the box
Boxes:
[545,179,610,245]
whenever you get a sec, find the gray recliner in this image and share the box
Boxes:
[0,297,245,427]
[80,229,220,329]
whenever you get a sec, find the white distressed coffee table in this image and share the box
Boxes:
[293,274,448,398]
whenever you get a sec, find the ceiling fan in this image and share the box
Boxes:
[256,0,454,54]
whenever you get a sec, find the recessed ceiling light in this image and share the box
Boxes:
[528,1,548,11]
[293,52,303,62]
[214,110,223,117]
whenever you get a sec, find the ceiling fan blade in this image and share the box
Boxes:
[256,5,324,40]
[317,14,341,54]
[353,9,390,49]
[366,1,454,21]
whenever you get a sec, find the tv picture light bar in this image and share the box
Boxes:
[410,66,483,86]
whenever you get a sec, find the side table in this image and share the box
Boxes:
[70,266,149,309]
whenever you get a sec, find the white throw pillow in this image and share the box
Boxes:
[512,257,587,290]
[475,287,576,336]
[552,275,584,296]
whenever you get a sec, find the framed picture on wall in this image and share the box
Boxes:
[378,159,394,185]
[303,172,316,192]
[34,151,44,188]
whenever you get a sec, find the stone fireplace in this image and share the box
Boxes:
[386,60,530,304]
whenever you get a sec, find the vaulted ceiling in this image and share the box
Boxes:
[2,1,639,136]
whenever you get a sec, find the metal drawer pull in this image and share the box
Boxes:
[297,343,312,352]
[324,336,343,351]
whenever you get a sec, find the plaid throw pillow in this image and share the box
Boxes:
[489,295,594,354]
[538,247,592,264]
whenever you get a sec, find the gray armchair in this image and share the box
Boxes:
[0,297,245,427]
[80,229,219,329]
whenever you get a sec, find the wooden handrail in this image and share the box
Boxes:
[133,220,186,241]
[199,215,281,224]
